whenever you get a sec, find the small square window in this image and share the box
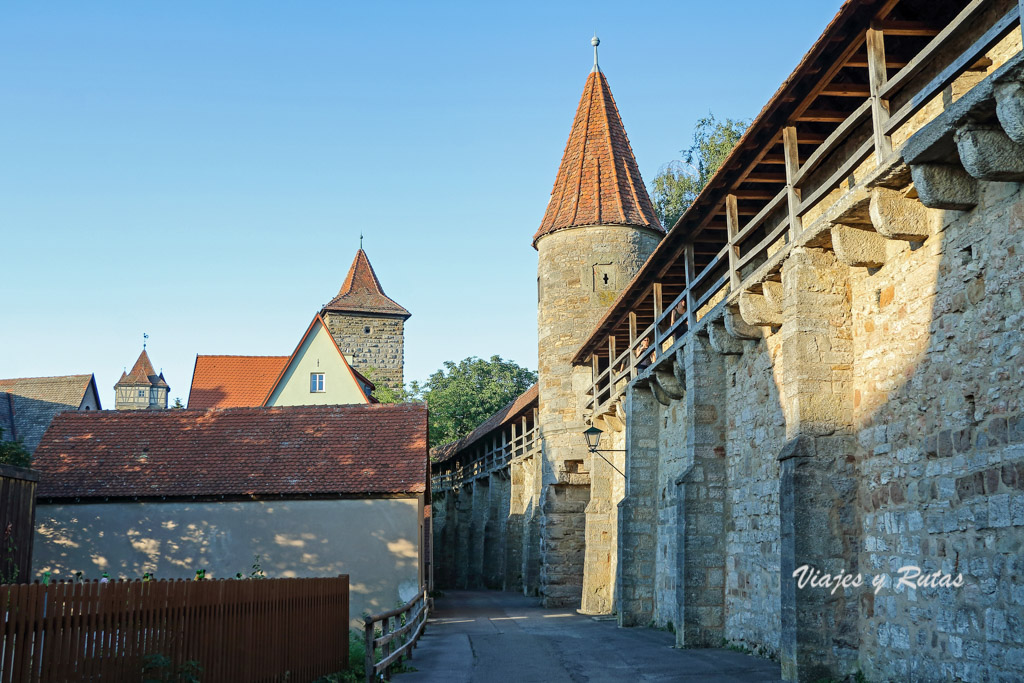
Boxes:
[137,389,146,397]
[310,373,325,393]
[364,326,371,334]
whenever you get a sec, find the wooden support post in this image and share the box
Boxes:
[628,312,638,378]
[866,27,893,161]
[683,244,696,329]
[608,335,617,375]
[782,126,803,240]
[725,194,741,291]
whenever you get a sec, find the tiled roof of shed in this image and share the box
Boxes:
[322,249,410,319]
[33,403,428,499]
[187,355,289,409]
[533,69,663,246]
[431,384,538,463]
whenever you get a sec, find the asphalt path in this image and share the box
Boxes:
[395,591,781,682]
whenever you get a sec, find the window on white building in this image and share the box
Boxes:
[310,373,325,393]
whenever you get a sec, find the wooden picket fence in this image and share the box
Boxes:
[0,575,349,683]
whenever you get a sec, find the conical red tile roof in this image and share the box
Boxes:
[534,69,663,247]
[322,249,410,319]
[116,350,168,389]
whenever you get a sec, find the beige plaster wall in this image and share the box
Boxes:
[34,497,422,625]
[266,321,367,406]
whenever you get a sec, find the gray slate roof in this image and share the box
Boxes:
[0,374,97,453]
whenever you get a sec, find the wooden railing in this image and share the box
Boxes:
[0,575,350,683]
[432,423,540,493]
[584,0,1022,419]
[363,589,429,682]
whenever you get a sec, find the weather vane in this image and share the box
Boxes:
[143,332,149,350]
[360,232,364,250]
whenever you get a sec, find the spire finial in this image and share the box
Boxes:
[359,232,364,250]
[591,33,600,73]
[143,332,149,350]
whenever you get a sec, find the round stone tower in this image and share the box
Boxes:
[532,40,664,608]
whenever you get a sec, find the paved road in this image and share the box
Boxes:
[396,591,781,682]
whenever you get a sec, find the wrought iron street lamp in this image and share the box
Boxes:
[581,425,626,477]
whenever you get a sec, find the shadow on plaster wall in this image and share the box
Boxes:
[34,498,421,624]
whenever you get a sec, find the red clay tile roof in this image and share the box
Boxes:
[117,350,169,389]
[533,69,663,247]
[431,384,538,463]
[187,355,289,409]
[33,403,428,499]
[322,249,410,319]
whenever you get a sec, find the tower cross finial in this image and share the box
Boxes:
[592,33,600,73]
[143,332,149,350]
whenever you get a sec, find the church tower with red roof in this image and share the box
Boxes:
[532,38,664,611]
[114,348,170,410]
[320,249,411,393]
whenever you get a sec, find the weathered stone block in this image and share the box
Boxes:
[909,163,978,211]
[831,224,888,268]
[956,122,1024,181]
[869,187,932,240]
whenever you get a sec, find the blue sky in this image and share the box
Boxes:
[0,1,841,406]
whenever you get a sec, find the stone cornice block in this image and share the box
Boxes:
[738,290,782,328]
[831,224,887,268]
[649,377,672,406]
[908,163,978,210]
[654,367,684,401]
[761,281,784,310]
[869,187,932,240]
[708,320,744,355]
[995,82,1024,146]
[723,305,761,340]
[955,122,1024,181]
[672,348,687,387]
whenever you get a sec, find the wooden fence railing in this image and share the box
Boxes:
[0,575,349,683]
[363,589,428,682]
[0,464,38,585]
[584,0,1023,419]
[431,424,540,493]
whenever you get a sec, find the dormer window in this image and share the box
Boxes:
[310,373,326,393]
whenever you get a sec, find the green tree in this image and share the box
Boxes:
[421,356,536,447]
[171,397,185,409]
[0,428,31,468]
[651,114,749,229]
[361,367,423,405]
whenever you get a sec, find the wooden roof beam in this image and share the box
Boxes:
[796,110,850,123]
[875,20,941,37]
[819,83,871,97]
[743,173,788,183]
[844,56,909,69]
